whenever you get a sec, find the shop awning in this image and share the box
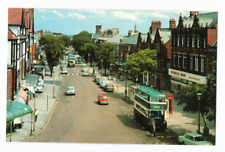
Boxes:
[7,100,33,142]
[23,73,39,86]
[7,100,33,122]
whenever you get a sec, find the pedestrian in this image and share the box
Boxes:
[29,90,33,100]
[33,91,36,98]
[42,74,44,80]
[93,69,95,75]
[152,120,156,137]
[116,82,120,90]
[34,109,39,122]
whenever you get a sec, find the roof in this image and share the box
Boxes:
[137,86,166,98]
[23,73,39,85]
[107,34,123,44]
[159,30,171,44]
[8,28,18,40]
[183,18,213,28]
[120,33,139,45]
[8,8,23,25]
[7,100,33,121]
[190,12,218,27]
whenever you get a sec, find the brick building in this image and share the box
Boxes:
[169,12,217,92]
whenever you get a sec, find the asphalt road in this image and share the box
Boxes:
[25,65,178,145]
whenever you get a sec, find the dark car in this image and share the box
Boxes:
[104,84,114,92]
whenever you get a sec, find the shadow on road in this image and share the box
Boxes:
[116,115,141,130]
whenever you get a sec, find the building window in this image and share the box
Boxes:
[192,35,195,48]
[197,35,200,48]
[195,57,198,71]
[201,57,204,72]
[182,36,184,47]
[173,54,176,66]
[177,35,179,47]
[178,55,182,67]
[183,55,187,69]
[204,38,206,48]
[187,37,189,47]
[190,56,193,70]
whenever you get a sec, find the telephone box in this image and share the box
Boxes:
[165,94,173,114]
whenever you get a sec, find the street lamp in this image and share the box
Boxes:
[197,92,202,134]
[88,53,90,72]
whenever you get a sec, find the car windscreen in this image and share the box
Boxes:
[100,96,107,99]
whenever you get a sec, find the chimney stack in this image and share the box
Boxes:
[169,19,176,29]
[150,21,161,33]
[190,11,199,17]
[96,25,102,34]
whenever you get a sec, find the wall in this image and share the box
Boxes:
[7,69,12,100]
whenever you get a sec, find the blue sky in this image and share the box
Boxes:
[34,9,198,36]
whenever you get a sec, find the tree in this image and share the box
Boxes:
[71,31,92,56]
[126,49,157,82]
[174,83,216,128]
[95,42,116,75]
[59,35,71,48]
[40,35,65,76]
[80,43,97,66]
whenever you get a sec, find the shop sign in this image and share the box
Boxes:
[168,68,207,84]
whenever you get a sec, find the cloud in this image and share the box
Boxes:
[52,10,64,17]
[68,13,86,19]
[40,16,47,20]
[79,9,106,16]
[111,11,137,21]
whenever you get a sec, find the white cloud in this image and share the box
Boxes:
[68,13,86,19]
[111,11,137,21]
[80,9,106,16]
[52,10,64,17]
[40,16,47,20]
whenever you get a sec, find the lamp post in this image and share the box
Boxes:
[197,92,202,134]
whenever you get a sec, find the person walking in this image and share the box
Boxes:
[152,120,156,137]
[34,109,39,122]
[29,90,33,100]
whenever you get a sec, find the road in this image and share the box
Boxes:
[25,64,178,144]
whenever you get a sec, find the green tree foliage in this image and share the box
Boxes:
[71,31,92,56]
[59,35,71,48]
[40,35,65,76]
[95,42,116,75]
[80,43,97,66]
[126,49,157,81]
[174,83,216,127]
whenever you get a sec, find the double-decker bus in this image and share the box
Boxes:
[134,86,168,132]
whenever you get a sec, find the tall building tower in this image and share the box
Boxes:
[96,25,102,34]
[134,23,138,33]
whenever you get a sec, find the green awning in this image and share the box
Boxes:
[7,100,33,122]
[23,73,39,85]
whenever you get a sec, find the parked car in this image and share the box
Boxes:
[97,78,105,85]
[66,86,75,95]
[100,81,107,88]
[98,94,108,105]
[35,84,43,93]
[82,71,89,76]
[178,133,213,145]
[61,68,68,74]
[104,84,114,92]
[94,75,101,82]
[38,79,44,87]
[61,63,66,69]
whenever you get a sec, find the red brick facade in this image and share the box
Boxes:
[7,69,12,100]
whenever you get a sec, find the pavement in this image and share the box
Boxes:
[6,62,215,144]
[6,66,61,142]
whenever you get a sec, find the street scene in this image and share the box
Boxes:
[6,8,217,147]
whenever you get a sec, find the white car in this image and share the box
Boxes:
[61,68,68,74]
[82,71,89,76]
[100,81,107,88]
[35,84,43,93]
[38,79,44,87]
[67,87,75,95]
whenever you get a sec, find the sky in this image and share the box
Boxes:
[34,9,195,36]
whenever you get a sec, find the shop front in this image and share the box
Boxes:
[168,68,207,93]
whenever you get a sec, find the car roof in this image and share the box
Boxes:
[185,133,202,137]
[68,86,74,89]
[99,94,107,97]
